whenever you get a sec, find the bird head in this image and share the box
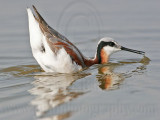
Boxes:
[96,37,145,64]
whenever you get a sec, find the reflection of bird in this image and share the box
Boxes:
[29,73,87,117]
[97,56,150,90]
[27,6,145,73]
[97,64,124,90]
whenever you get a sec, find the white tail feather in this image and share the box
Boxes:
[27,8,43,52]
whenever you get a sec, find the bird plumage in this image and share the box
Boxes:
[27,6,97,73]
[27,6,145,73]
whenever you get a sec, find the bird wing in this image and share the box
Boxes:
[32,5,86,67]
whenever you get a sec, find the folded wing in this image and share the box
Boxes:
[32,5,86,67]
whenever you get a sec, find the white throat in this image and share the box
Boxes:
[103,46,121,56]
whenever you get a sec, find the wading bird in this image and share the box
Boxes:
[27,6,145,73]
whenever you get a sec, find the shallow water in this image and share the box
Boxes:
[0,0,160,120]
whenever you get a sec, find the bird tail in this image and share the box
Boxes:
[27,7,43,51]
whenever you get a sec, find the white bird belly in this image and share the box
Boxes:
[35,48,82,73]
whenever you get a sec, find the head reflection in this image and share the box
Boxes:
[97,56,149,90]
[97,64,124,90]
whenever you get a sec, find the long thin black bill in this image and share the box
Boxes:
[121,46,145,55]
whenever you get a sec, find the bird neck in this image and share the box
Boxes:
[84,49,109,67]
[84,56,99,67]
[100,48,109,64]
[97,46,110,64]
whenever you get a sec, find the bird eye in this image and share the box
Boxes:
[109,42,115,47]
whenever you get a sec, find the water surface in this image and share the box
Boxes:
[0,0,160,120]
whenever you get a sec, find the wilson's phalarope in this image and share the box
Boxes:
[27,6,145,73]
